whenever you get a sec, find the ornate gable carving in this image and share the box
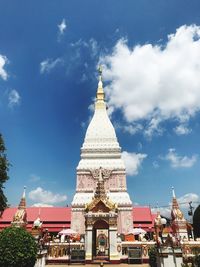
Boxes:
[90,168,113,180]
[86,198,117,213]
[85,167,117,213]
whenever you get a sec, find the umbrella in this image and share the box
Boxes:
[128,228,147,235]
[58,229,77,236]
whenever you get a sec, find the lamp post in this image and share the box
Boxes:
[160,218,167,244]
[67,235,71,265]
[155,215,166,246]
[148,227,152,240]
[188,201,194,239]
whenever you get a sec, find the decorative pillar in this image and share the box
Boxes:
[109,226,120,263]
[85,225,93,263]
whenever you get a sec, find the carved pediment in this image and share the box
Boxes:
[91,200,111,212]
[86,198,117,213]
[85,167,117,214]
[90,168,112,180]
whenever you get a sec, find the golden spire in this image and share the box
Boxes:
[22,186,26,199]
[171,186,179,209]
[172,186,176,198]
[12,186,27,228]
[95,65,105,109]
[98,65,102,81]
[18,186,26,210]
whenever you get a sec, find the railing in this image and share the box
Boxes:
[46,242,84,259]
[45,239,200,264]
[121,241,156,264]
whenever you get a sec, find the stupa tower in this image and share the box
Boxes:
[12,186,27,228]
[171,187,188,239]
[71,67,132,234]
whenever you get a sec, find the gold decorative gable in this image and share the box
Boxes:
[85,197,117,213]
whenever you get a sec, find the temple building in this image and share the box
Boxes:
[71,67,134,261]
[71,67,133,236]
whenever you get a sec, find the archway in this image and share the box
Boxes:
[92,220,109,260]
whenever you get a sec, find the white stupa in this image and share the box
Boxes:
[71,67,133,234]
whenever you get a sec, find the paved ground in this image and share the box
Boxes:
[46,265,149,267]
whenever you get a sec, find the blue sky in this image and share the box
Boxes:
[0,0,200,217]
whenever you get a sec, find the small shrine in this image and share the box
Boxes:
[11,186,27,228]
[85,167,119,263]
[171,187,188,240]
[31,209,43,240]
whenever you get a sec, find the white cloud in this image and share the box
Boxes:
[29,174,41,183]
[89,38,98,57]
[120,123,143,135]
[152,161,159,169]
[88,102,95,113]
[58,19,67,35]
[29,187,67,204]
[0,55,8,80]
[152,207,171,218]
[122,151,147,176]
[177,193,199,209]
[174,124,192,135]
[40,58,63,74]
[81,73,87,82]
[100,25,200,137]
[137,142,143,151]
[152,193,199,219]
[165,148,197,168]
[144,117,163,138]
[8,89,20,107]
[70,38,99,58]
[114,122,142,135]
[31,203,53,207]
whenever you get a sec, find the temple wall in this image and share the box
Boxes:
[71,209,85,234]
[76,173,95,191]
[117,209,133,234]
[106,173,127,191]
[76,171,127,192]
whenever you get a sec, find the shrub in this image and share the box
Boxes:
[149,247,157,267]
[0,227,38,267]
[194,254,200,267]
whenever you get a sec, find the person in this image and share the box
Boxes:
[98,235,106,255]
[61,234,65,243]
[55,235,60,243]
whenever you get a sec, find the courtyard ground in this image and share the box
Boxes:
[46,264,149,267]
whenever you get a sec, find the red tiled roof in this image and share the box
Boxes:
[0,206,155,232]
[134,223,154,229]
[133,206,153,222]
[0,207,71,222]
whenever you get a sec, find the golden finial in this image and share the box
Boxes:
[98,65,102,75]
[95,65,105,109]
[22,186,26,198]
[98,65,103,81]
[172,186,176,198]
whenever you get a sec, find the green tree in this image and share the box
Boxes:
[194,254,200,267]
[194,205,200,239]
[149,247,157,267]
[0,133,10,215]
[0,227,38,267]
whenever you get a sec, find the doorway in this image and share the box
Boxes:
[92,220,109,261]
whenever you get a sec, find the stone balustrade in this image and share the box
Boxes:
[46,242,84,259]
